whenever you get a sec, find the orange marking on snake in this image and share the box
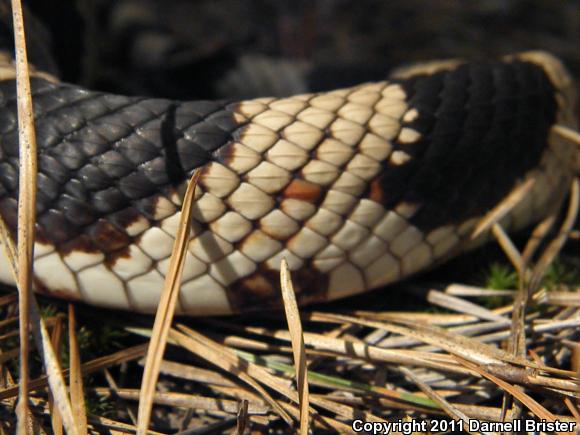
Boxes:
[369,179,384,203]
[282,179,323,203]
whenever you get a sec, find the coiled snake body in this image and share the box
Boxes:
[0,48,577,315]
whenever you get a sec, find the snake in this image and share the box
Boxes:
[0,20,578,316]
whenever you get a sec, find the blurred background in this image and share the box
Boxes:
[26,0,580,107]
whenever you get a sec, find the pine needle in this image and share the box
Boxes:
[10,0,37,429]
[236,399,249,435]
[457,357,565,432]
[170,326,294,425]
[400,367,472,429]
[491,223,524,275]
[552,124,580,146]
[137,170,200,435]
[48,314,64,435]
[529,177,579,292]
[67,305,87,433]
[279,259,310,434]
[471,178,535,240]
[0,344,148,401]
[5,3,81,433]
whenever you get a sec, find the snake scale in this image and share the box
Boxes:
[0,18,578,316]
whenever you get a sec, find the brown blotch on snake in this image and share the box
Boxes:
[228,263,330,312]
[281,179,323,204]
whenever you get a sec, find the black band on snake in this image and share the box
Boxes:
[0,10,577,315]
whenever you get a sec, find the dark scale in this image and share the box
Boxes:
[0,77,242,250]
[383,59,557,231]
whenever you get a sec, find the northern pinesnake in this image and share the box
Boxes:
[0,40,577,315]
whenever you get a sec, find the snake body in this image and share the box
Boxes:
[0,49,577,315]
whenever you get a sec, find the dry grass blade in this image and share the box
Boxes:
[5,2,81,433]
[0,218,17,277]
[444,284,515,297]
[68,305,87,433]
[151,359,237,387]
[541,291,580,307]
[552,123,580,147]
[471,178,535,240]
[457,357,569,434]
[316,313,520,367]
[352,310,489,325]
[175,324,387,426]
[277,401,353,434]
[10,0,38,430]
[86,415,164,435]
[491,223,524,275]
[0,344,147,401]
[169,327,294,425]
[563,397,580,425]
[279,259,310,434]
[25,298,79,434]
[529,177,579,292]
[501,235,530,420]
[490,223,527,357]
[48,314,64,435]
[234,347,440,409]
[0,237,76,433]
[0,349,25,366]
[427,289,510,324]
[0,293,17,307]
[399,367,475,432]
[137,170,200,435]
[237,399,249,435]
[104,368,138,426]
[96,388,269,415]
[552,124,580,172]
[521,214,557,264]
[244,324,474,377]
